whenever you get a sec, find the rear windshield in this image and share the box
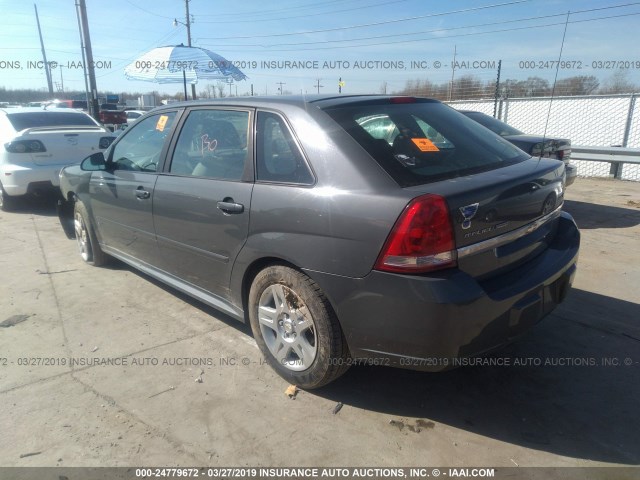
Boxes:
[7,111,98,131]
[462,111,523,136]
[323,100,529,186]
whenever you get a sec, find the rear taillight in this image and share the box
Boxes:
[99,136,115,149]
[557,149,571,161]
[375,194,457,274]
[4,140,46,153]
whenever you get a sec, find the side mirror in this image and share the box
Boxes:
[80,152,106,171]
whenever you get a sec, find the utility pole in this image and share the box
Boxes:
[185,0,196,100]
[448,45,457,102]
[276,82,286,95]
[58,66,64,93]
[76,0,99,120]
[75,0,90,110]
[493,60,502,118]
[314,79,323,94]
[55,66,64,93]
[34,4,54,97]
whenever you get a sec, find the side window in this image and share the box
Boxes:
[413,117,455,149]
[110,112,177,172]
[256,111,314,185]
[170,109,249,180]
[358,114,398,145]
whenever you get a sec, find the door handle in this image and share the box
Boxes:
[217,198,244,214]
[135,187,151,199]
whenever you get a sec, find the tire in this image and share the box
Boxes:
[0,183,20,212]
[248,265,350,389]
[74,200,108,266]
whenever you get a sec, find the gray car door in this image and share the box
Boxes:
[89,112,178,266]
[152,108,253,299]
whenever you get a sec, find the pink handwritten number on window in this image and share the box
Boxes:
[200,134,218,156]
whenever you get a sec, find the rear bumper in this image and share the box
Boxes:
[306,212,580,371]
[1,163,64,196]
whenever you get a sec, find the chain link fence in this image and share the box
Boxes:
[575,160,620,178]
[448,94,640,181]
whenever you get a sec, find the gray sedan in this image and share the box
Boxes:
[59,95,579,389]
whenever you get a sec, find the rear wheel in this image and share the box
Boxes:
[74,200,108,266]
[248,265,350,389]
[0,183,20,212]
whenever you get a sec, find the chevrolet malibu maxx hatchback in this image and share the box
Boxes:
[59,95,580,389]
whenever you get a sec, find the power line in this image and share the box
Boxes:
[196,0,345,18]
[206,3,640,49]
[198,1,530,40]
[95,29,185,78]
[124,0,174,19]
[201,10,640,52]
[196,0,413,24]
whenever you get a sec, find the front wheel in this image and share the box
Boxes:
[248,265,350,389]
[74,200,108,266]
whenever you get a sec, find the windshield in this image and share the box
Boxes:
[324,101,529,186]
[462,111,524,136]
[7,111,99,130]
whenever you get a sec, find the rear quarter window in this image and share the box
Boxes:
[256,111,314,185]
[324,101,529,186]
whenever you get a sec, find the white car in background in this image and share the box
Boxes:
[125,109,147,125]
[0,107,116,211]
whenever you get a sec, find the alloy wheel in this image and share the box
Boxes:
[257,283,317,372]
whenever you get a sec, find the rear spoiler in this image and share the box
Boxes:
[20,125,107,135]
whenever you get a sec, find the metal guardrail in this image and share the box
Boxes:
[571,146,640,180]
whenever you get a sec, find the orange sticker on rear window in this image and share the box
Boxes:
[411,138,439,152]
[156,115,169,132]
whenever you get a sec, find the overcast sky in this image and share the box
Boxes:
[1,0,639,97]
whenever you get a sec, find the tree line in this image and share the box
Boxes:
[396,71,638,101]
[1,71,637,104]
[0,83,245,104]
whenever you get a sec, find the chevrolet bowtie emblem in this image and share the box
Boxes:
[459,203,479,230]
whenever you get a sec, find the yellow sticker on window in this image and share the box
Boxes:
[411,138,439,152]
[156,115,169,132]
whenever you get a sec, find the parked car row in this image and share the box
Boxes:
[58,95,580,388]
[13,99,148,130]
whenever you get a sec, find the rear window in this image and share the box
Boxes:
[7,111,98,131]
[323,101,529,186]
